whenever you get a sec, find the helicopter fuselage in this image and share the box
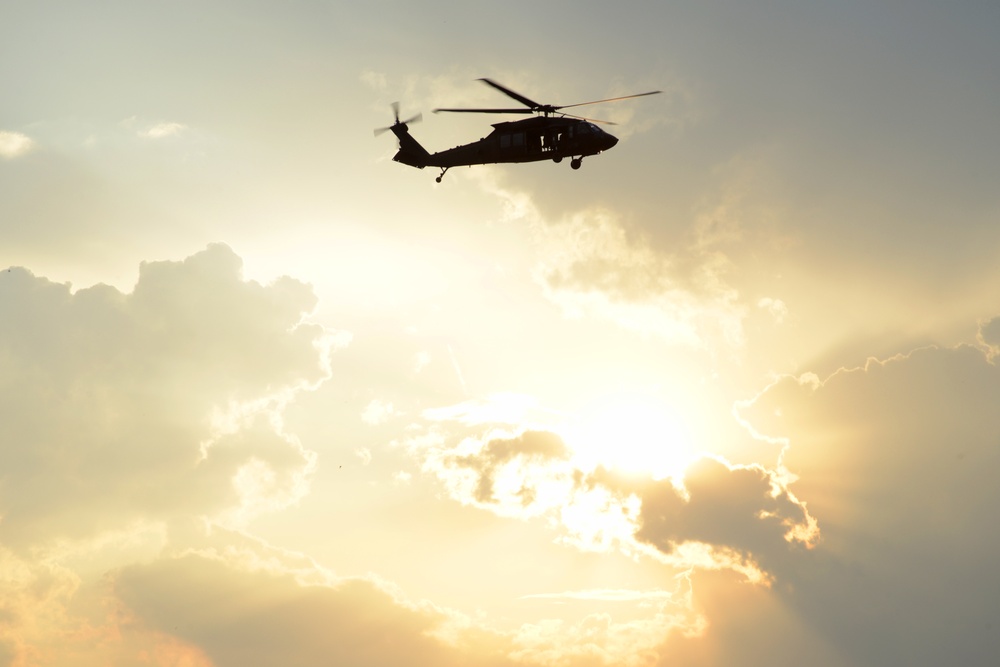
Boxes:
[392,116,617,171]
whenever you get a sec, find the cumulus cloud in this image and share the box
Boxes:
[629,457,816,581]
[436,430,572,509]
[656,568,849,667]
[0,130,36,158]
[399,321,1000,666]
[472,172,751,350]
[533,210,745,348]
[0,548,81,666]
[0,244,332,552]
[512,605,695,667]
[113,552,515,667]
[978,315,1000,357]
[731,340,1000,666]
[414,406,815,574]
[0,244,342,665]
[102,527,541,667]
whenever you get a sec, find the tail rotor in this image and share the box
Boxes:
[374,102,422,137]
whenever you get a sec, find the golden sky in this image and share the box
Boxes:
[3,2,1000,666]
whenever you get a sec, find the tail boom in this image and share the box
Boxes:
[391,124,431,168]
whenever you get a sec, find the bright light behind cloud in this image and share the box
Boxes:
[561,390,699,480]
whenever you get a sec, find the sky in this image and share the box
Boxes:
[2,1,1000,665]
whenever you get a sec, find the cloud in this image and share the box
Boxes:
[361,398,396,425]
[508,577,704,667]
[422,429,575,521]
[0,244,332,552]
[468,172,750,350]
[630,457,816,581]
[360,68,388,92]
[731,339,1000,666]
[114,551,515,667]
[423,393,542,427]
[413,350,432,373]
[757,297,787,324]
[978,315,1000,358]
[414,408,815,572]
[0,543,215,667]
[441,430,571,506]
[0,547,81,666]
[512,609,693,667]
[534,210,746,349]
[521,589,675,603]
[656,568,849,667]
[0,130,36,159]
[138,121,188,139]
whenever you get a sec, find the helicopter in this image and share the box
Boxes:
[374,78,661,183]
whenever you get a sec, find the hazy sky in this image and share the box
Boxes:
[3,2,1000,665]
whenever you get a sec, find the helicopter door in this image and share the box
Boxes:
[528,129,543,152]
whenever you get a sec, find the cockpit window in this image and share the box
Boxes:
[576,123,590,134]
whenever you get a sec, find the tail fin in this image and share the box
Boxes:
[391,123,431,169]
[374,103,431,169]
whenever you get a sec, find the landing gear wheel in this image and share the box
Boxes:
[553,156,563,164]
[570,158,582,170]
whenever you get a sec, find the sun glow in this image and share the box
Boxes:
[562,391,699,481]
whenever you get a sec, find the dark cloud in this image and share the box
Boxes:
[0,244,329,550]
[114,553,515,667]
[733,342,1000,666]
[979,315,1000,352]
[634,457,814,576]
[655,568,848,667]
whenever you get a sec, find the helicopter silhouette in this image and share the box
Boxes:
[374,78,660,183]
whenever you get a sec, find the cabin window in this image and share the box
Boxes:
[576,123,590,135]
[499,132,525,149]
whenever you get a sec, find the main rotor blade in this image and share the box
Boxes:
[556,90,662,110]
[477,78,543,110]
[433,107,534,115]
[560,112,617,126]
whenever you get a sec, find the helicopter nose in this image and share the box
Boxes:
[603,133,619,150]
